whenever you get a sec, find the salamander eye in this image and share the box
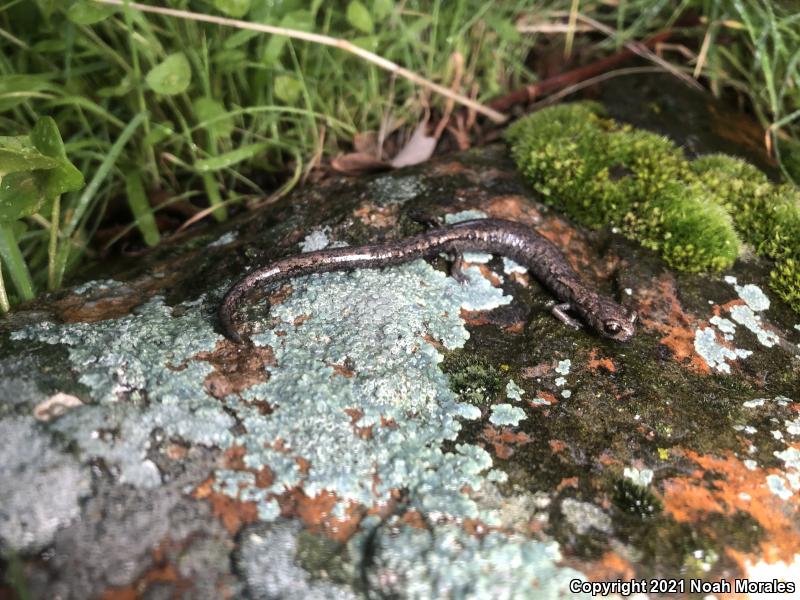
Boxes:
[603,321,621,335]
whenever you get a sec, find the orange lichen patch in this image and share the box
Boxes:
[539,220,595,272]
[100,540,192,600]
[267,283,294,306]
[344,408,374,440]
[584,551,636,583]
[529,391,558,407]
[429,160,467,176]
[196,340,276,399]
[509,271,529,286]
[598,451,621,467]
[502,320,526,334]
[55,288,143,323]
[587,349,617,374]
[486,195,542,225]
[193,447,274,534]
[353,202,398,228]
[399,508,429,530]
[717,298,746,315]
[422,333,446,352]
[470,263,502,286]
[635,273,709,373]
[164,443,188,460]
[328,360,356,378]
[459,308,494,326]
[662,449,800,566]
[522,362,555,378]
[549,439,568,454]
[54,269,182,324]
[295,456,311,476]
[282,489,364,543]
[557,476,580,492]
[481,425,532,459]
[193,476,259,535]
[293,314,311,327]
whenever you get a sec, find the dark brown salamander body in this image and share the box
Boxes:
[219,218,637,344]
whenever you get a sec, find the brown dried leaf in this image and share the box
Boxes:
[390,122,438,168]
[330,152,391,175]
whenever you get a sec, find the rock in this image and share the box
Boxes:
[2,76,800,597]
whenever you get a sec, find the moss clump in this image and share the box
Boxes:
[507,102,800,313]
[613,478,662,520]
[692,154,800,311]
[440,351,505,406]
[506,103,740,273]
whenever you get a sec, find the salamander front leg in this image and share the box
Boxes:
[407,210,443,230]
[551,303,582,330]
[450,252,471,284]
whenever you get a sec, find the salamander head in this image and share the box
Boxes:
[585,298,637,342]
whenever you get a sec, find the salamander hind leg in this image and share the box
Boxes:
[551,303,582,330]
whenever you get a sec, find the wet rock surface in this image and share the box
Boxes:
[2,76,800,598]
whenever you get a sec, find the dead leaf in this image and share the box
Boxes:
[390,121,438,168]
[331,152,391,175]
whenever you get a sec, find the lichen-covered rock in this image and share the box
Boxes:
[1,78,800,598]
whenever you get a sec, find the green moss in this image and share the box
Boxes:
[613,478,662,520]
[440,351,505,406]
[507,102,800,314]
[692,154,800,311]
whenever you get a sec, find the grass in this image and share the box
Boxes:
[0,1,798,309]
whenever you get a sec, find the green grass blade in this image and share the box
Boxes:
[0,221,34,301]
[124,168,160,246]
[54,111,146,287]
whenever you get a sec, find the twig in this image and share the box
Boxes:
[516,23,593,33]
[694,21,716,78]
[550,11,702,90]
[529,66,668,109]
[489,31,671,112]
[92,0,507,123]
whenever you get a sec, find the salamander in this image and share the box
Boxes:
[218,218,637,344]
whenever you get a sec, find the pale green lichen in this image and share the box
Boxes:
[693,327,752,374]
[299,228,331,252]
[368,173,427,205]
[10,252,588,592]
[505,379,524,401]
[489,403,526,426]
[560,498,612,536]
[0,417,91,551]
[349,518,589,599]
[694,279,780,373]
[218,260,512,520]
[12,296,234,487]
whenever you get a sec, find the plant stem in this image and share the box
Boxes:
[48,195,60,291]
[0,223,34,301]
[0,263,10,313]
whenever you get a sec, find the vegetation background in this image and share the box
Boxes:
[0,0,798,311]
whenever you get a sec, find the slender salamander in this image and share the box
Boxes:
[219,218,637,345]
